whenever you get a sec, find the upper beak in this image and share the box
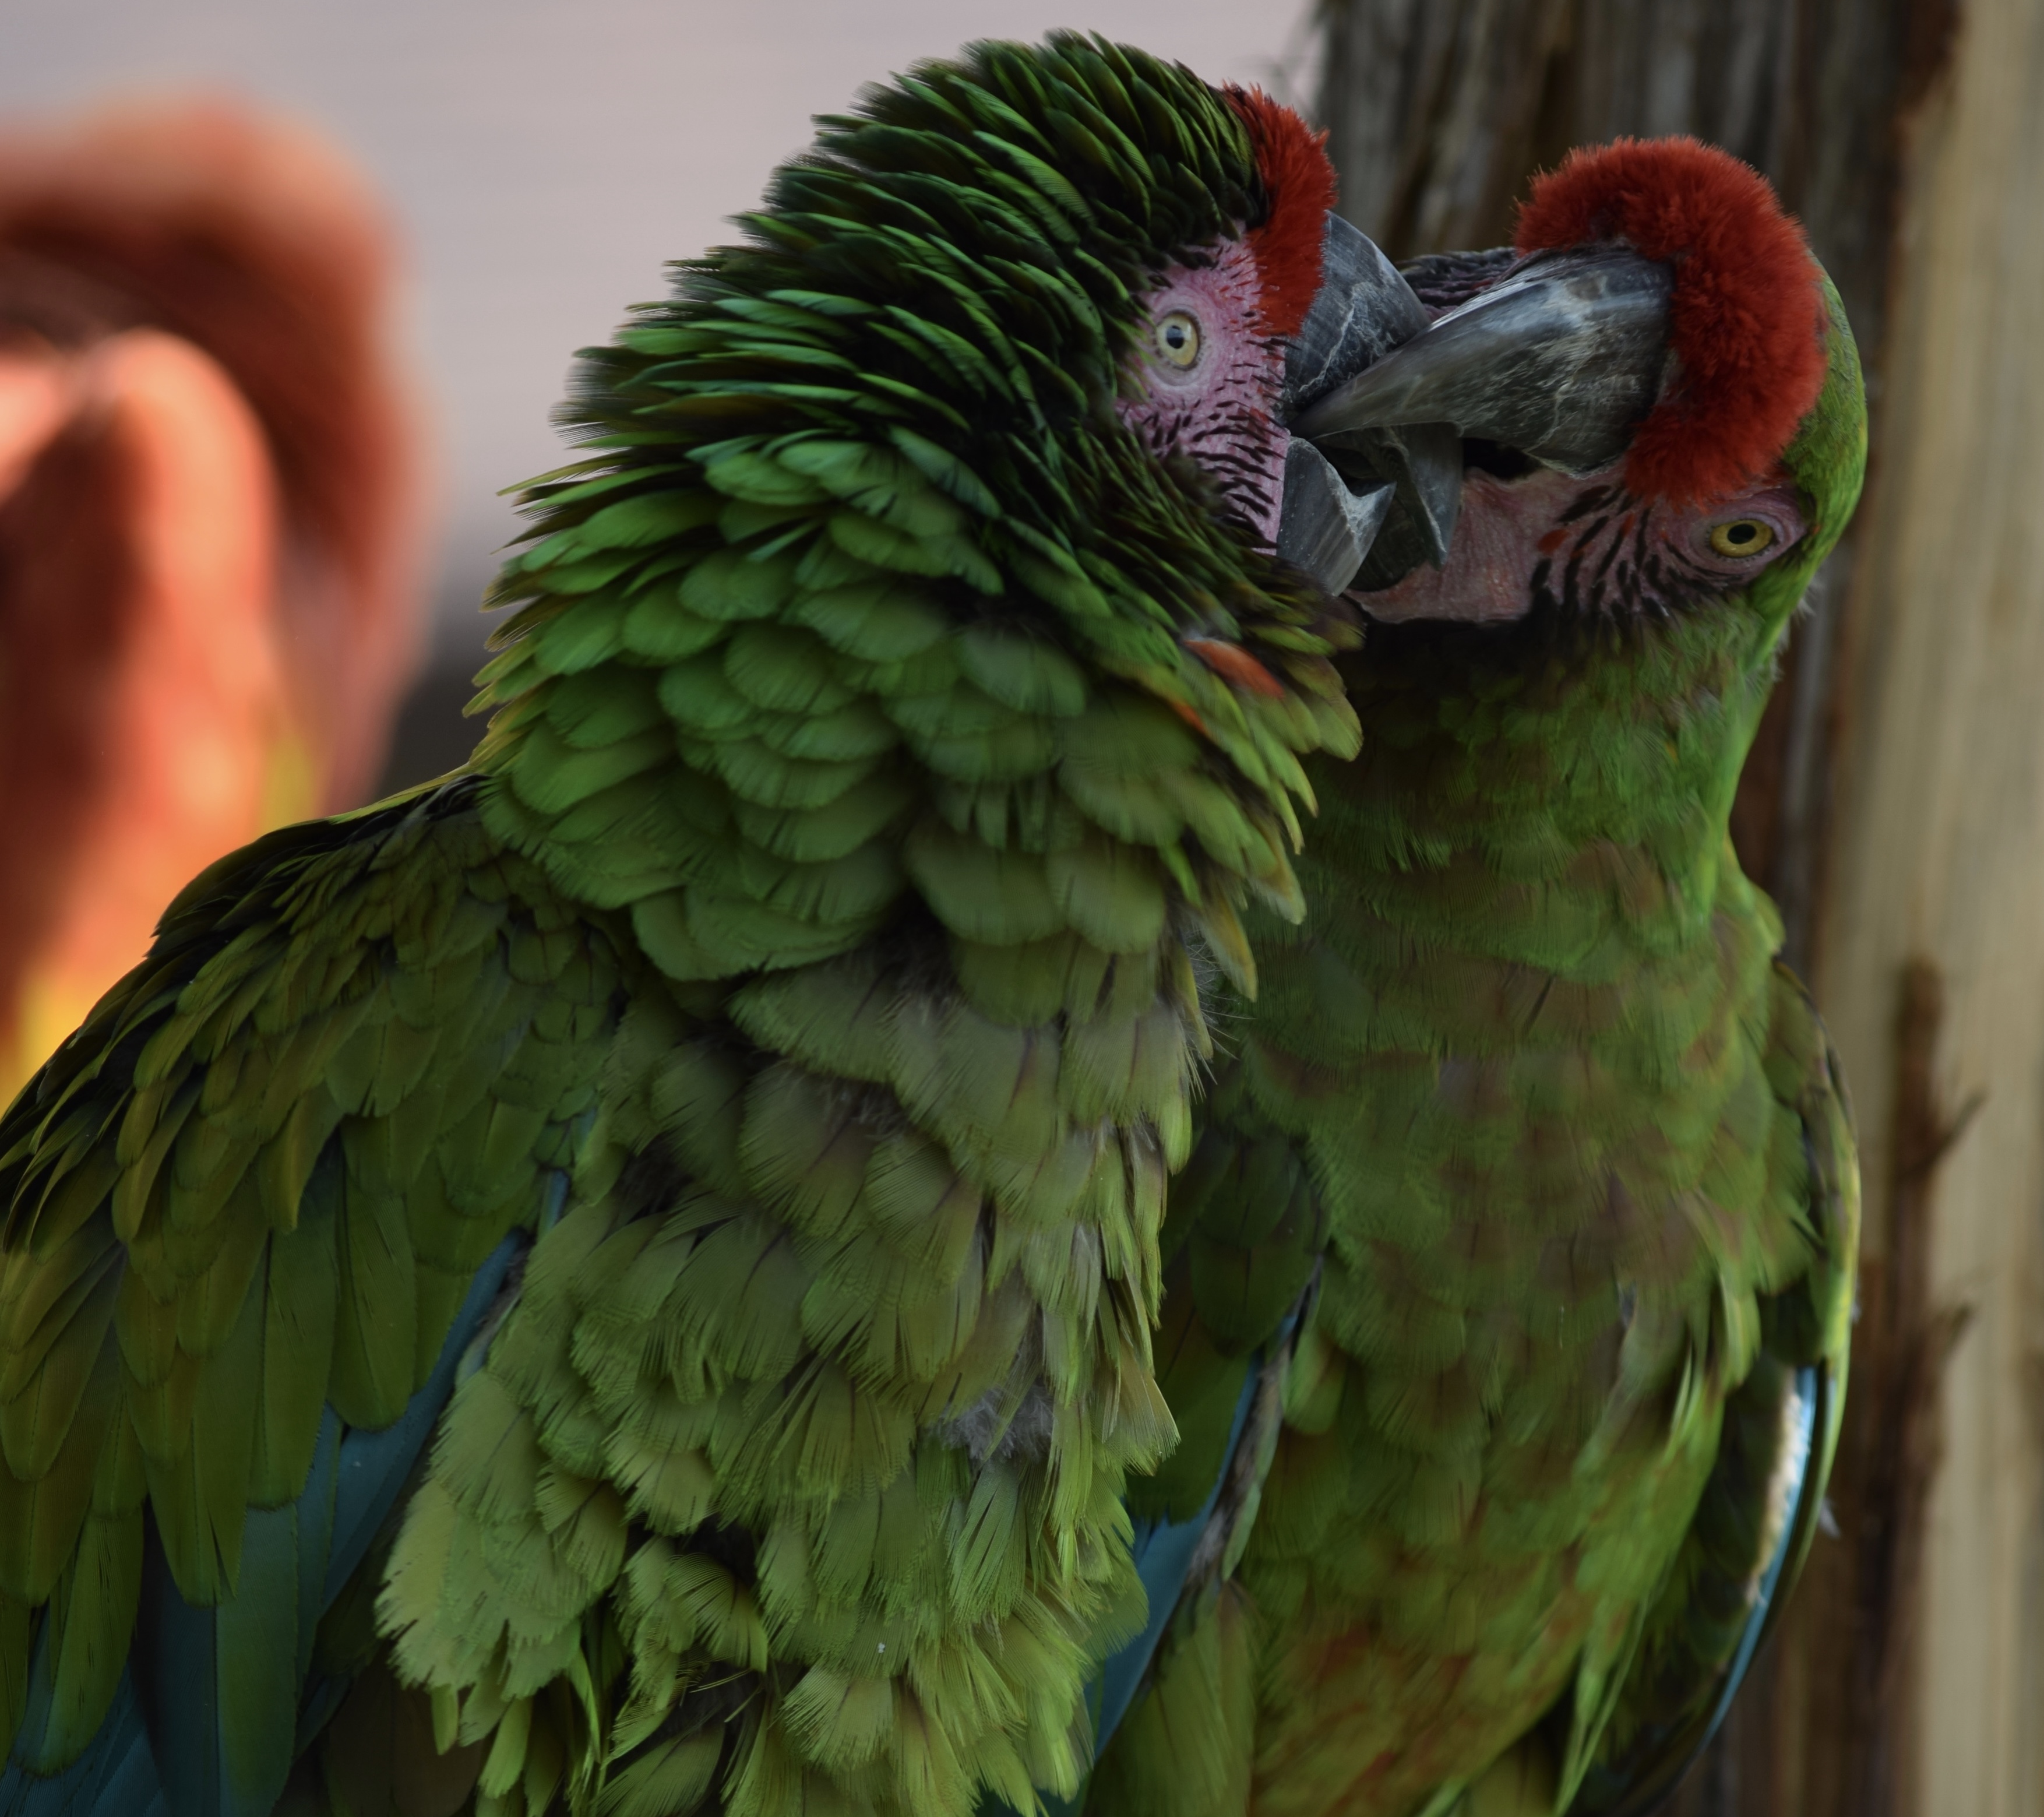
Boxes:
[1274,234,1674,595]
[1294,246,1672,475]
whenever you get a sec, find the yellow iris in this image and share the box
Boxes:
[1154,310,1200,369]
[1708,519,1775,557]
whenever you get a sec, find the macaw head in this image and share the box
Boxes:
[1286,135,1866,645]
[1264,135,1867,897]
[485,38,1397,998]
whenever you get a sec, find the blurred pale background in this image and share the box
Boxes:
[1,0,1314,655]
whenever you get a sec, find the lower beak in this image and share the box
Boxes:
[1275,214,1443,594]
[1275,236,1675,594]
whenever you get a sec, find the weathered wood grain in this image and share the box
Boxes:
[1814,7,2044,1805]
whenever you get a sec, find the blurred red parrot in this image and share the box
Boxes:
[0,98,427,1099]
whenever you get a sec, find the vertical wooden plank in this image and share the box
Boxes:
[1317,0,1573,258]
[1814,2,2044,1807]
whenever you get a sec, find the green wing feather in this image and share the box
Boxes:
[0,780,623,1791]
[1567,963,1858,1816]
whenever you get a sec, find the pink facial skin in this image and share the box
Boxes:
[1363,464,1809,624]
[1118,238,1288,544]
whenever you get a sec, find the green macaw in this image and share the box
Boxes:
[0,36,1390,1817]
[1086,142,1867,1816]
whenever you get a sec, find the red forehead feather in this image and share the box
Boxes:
[1224,87,1334,340]
[1515,136,1827,505]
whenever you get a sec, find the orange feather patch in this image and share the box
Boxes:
[1185,638,1285,698]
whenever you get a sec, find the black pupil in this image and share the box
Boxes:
[1728,523,1757,545]
[1165,323,1187,348]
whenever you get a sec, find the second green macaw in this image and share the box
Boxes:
[1090,141,1867,1816]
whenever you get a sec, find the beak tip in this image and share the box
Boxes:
[1277,438,1395,596]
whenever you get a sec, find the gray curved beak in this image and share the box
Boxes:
[1276,216,1454,594]
[1274,236,1675,595]
[1292,246,1673,475]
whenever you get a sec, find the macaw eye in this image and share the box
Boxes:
[1708,518,1776,557]
[1154,311,1201,369]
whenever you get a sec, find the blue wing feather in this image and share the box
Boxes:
[999,1321,1286,1817]
[0,1231,525,1817]
[1093,1357,1263,1754]
[1690,1363,1820,1758]
[0,1670,163,1817]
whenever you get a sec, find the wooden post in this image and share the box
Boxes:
[1814,6,2044,1806]
[1311,0,2044,1808]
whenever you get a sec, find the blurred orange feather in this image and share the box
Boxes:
[0,98,429,1094]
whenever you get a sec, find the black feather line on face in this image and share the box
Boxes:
[1518,492,1732,625]
[1123,320,1288,539]
[1561,484,1620,526]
